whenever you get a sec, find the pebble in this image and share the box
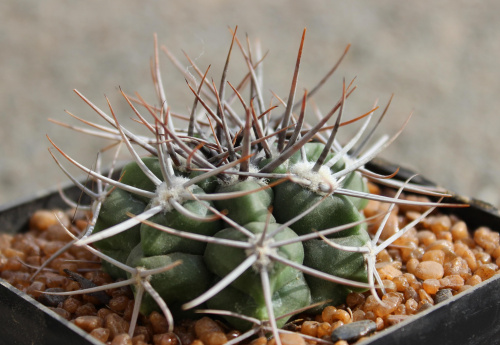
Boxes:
[194,316,227,344]
[74,315,104,332]
[434,288,454,304]
[105,313,130,339]
[153,333,181,345]
[330,320,377,343]
[29,210,60,231]
[269,333,306,345]
[414,261,444,280]
[110,333,132,345]
[90,328,110,343]
[48,307,71,320]
[37,287,67,307]
[475,263,498,281]
[417,301,433,313]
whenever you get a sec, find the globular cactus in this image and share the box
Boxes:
[42,28,458,344]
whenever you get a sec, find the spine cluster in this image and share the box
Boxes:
[43,28,456,344]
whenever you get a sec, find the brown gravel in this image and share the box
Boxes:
[0,187,499,345]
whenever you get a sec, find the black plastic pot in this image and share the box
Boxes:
[1,162,499,345]
[0,182,102,345]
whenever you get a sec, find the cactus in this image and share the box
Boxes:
[41,28,460,344]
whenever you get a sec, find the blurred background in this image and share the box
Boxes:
[1,1,499,208]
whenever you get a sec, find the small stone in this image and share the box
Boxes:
[377,263,403,280]
[269,333,306,345]
[29,210,60,231]
[434,288,454,304]
[105,313,130,339]
[89,328,110,343]
[475,263,498,281]
[74,315,104,332]
[153,333,181,345]
[422,279,440,295]
[37,288,67,307]
[417,301,433,313]
[110,333,132,345]
[48,307,71,320]
[330,320,377,343]
[414,261,444,280]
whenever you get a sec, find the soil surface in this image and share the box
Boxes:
[1,1,499,208]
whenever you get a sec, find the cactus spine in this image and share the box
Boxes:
[43,28,456,344]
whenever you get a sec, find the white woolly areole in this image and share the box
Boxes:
[290,161,339,194]
[151,175,193,212]
[246,237,277,271]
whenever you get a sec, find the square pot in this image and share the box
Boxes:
[1,161,499,345]
[0,182,102,345]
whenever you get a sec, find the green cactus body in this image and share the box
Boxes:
[303,233,370,311]
[204,222,304,303]
[214,180,275,224]
[289,142,369,210]
[342,170,370,210]
[50,31,440,341]
[126,244,212,316]
[92,188,146,278]
[92,188,145,252]
[273,182,365,237]
[90,144,372,329]
[207,272,311,330]
[188,170,219,193]
[92,158,222,274]
[140,187,221,256]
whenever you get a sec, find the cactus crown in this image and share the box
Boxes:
[41,28,460,344]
